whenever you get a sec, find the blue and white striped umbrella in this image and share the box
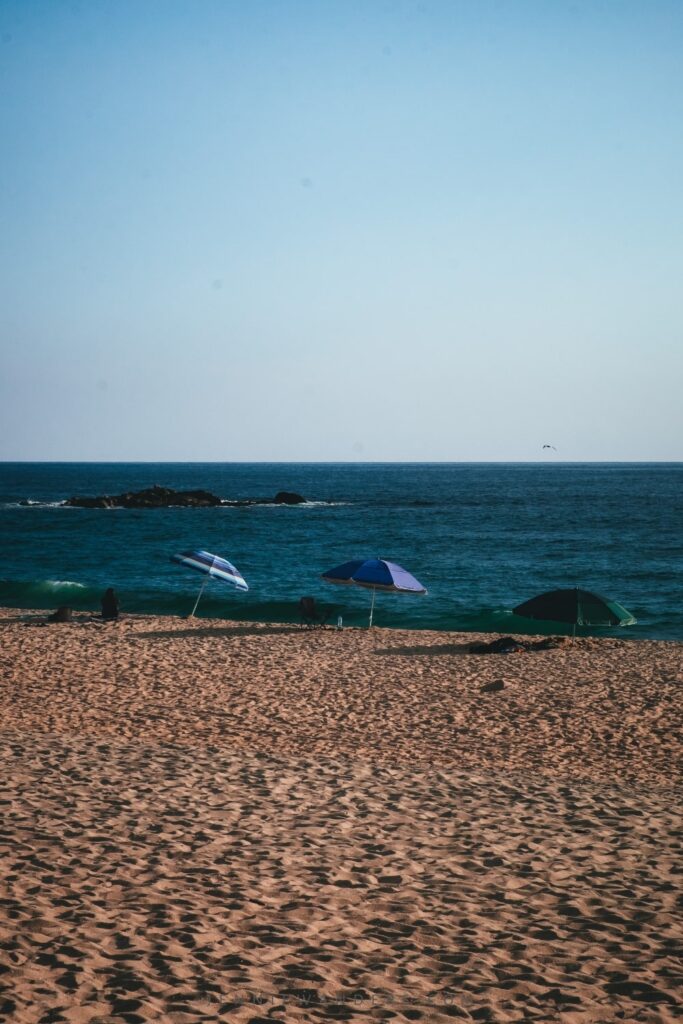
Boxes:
[171,549,248,617]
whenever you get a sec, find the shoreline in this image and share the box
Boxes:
[1,602,679,643]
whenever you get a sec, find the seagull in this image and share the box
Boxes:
[542,444,557,451]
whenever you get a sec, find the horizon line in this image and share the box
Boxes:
[1,459,681,466]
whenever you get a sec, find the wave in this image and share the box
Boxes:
[292,500,349,507]
[2,500,69,509]
[42,579,87,589]
[0,581,346,624]
[236,500,350,509]
[3,499,351,511]
[0,578,94,608]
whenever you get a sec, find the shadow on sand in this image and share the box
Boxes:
[372,642,475,657]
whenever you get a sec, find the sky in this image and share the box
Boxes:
[1,0,681,461]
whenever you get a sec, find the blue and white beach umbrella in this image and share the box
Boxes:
[321,557,427,627]
[171,549,248,617]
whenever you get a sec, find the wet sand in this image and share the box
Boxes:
[0,609,681,1022]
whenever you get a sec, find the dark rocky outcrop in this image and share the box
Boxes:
[273,491,307,505]
[64,485,311,509]
[221,491,308,507]
[64,485,224,509]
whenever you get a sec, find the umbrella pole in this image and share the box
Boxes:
[369,588,376,628]
[189,577,210,618]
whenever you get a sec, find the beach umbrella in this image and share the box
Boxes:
[513,587,635,635]
[171,549,248,617]
[321,558,427,627]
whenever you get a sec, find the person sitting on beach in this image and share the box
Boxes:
[101,588,119,621]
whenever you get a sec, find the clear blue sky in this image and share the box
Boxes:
[1,0,681,461]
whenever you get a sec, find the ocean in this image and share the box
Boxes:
[0,462,681,639]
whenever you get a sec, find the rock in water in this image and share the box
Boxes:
[64,486,224,509]
[273,491,307,505]
[64,485,312,508]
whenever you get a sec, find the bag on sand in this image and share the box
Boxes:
[48,606,72,623]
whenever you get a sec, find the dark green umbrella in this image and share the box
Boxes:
[513,587,636,634]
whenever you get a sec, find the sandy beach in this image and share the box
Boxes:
[0,608,681,1023]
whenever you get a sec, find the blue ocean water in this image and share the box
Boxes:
[0,463,681,639]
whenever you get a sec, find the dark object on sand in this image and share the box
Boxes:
[48,606,72,623]
[514,587,635,629]
[470,636,527,654]
[299,596,331,627]
[531,636,569,650]
[481,679,505,693]
[469,635,568,655]
[101,588,119,620]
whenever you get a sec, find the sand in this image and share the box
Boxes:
[0,609,681,1023]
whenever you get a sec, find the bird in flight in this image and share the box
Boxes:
[542,444,558,451]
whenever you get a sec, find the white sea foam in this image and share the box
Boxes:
[43,580,87,589]
[301,501,350,507]
[5,500,68,509]
[220,501,350,509]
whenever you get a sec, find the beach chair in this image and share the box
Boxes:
[299,596,330,628]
